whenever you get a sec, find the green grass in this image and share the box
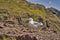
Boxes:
[2,37,16,40]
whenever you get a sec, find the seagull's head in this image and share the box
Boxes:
[29,18,33,21]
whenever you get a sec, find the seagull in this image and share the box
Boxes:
[29,18,43,27]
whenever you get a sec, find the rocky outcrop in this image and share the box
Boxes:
[16,34,37,40]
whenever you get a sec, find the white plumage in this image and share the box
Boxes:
[29,18,43,27]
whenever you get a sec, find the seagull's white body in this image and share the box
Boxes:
[29,18,34,24]
[29,18,43,27]
[39,22,43,25]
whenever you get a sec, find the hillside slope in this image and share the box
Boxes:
[0,0,60,40]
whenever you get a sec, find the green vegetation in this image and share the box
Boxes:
[0,0,46,21]
[0,37,16,40]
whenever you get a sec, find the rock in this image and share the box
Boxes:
[3,21,15,27]
[16,34,37,40]
[0,9,8,13]
[16,16,23,25]
[5,21,15,24]
[0,26,4,29]
[45,20,50,28]
[3,16,8,20]
[38,16,43,23]
[41,27,46,31]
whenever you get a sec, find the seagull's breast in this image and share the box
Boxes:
[29,21,34,24]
